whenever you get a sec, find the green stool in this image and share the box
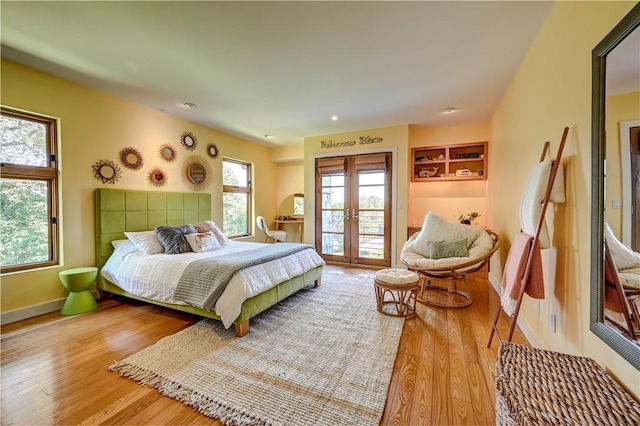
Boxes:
[59,267,99,316]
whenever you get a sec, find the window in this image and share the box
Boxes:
[1,107,59,273]
[222,158,252,237]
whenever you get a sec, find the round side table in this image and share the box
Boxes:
[59,267,99,316]
[374,268,420,318]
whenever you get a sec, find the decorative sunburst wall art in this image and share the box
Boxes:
[119,146,144,170]
[158,143,178,163]
[92,159,122,184]
[180,131,197,151]
[182,155,212,191]
[207,143,219,159]
[147,166,168,189]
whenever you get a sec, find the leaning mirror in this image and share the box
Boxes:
[591,3,640,370]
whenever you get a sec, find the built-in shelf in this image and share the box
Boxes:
[411,141,488,182]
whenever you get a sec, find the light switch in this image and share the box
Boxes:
[612,199,621,209]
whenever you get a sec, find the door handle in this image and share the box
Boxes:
[352,208,358,219]
[344,209,350,221]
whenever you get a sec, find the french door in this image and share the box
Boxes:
[315,152,392,267]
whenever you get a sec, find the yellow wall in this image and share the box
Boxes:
[274,161,305,242]
[489,1,639,396]
[304,125,409,266]
[1,59,277,314]
[408,123,491,227]
[605,91,640,234]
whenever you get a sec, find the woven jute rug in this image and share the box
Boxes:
[109,272,404,426]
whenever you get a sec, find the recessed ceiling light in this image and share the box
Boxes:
[443,107,456,114]
[183,102,197,109]
[331,115,339,121]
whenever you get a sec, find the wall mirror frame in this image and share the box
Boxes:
[182,155,211,191]
[590,2,640,370]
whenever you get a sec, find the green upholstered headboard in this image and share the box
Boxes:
[95,188,211,270]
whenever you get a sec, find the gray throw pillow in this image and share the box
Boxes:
[155,224,198,254]
[428,238,469,259]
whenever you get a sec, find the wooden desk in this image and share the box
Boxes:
[275,219,304,242]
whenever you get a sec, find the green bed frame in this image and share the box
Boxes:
[94,188,323,336]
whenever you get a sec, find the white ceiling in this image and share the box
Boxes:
[1,1,555,147]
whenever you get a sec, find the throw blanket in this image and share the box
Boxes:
[519,158,565,250]
[500,233,544,316]
[174,243,313,311]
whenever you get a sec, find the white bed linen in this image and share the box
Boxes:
[101,240,324,328]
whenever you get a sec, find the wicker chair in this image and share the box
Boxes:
[401,211,501,308]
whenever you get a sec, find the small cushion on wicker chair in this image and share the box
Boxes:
[428,238,469,259]
[375,268,419,285]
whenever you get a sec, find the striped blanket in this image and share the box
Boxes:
[173,243,314,311]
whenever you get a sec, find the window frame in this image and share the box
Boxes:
[1,106,59,273]
[222,157,253,238]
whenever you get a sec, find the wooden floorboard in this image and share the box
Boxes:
[1,265,528,425]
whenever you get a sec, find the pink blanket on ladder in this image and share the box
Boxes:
[500,232,544,316]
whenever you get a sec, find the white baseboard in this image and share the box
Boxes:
[1,290,101,325]
[488,273,541,348]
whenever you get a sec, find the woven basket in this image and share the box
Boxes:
[495,342,640,425]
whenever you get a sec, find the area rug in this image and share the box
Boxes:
[109,272,404,426]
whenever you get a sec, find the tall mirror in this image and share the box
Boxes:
[591,3,640,370]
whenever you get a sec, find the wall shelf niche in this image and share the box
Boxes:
[412,141,488,182]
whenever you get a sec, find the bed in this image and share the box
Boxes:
[95,188,324,336]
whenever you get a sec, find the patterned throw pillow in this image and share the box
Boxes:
[194,220,229,247]
[185,232,222,253]
[155,224,198,254]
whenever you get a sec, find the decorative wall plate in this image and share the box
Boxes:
[158,143,178,162]
[119,146,144,170]
[92,159,122,184]
[182,155,212,191]
[147,166,168,189]
[207,143,219,159]
[180,131,197,150]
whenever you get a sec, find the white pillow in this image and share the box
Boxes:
[111,239,130,249]
[410,211,482,258]
[185,231,222,253]
[605,221,640,270]
[124,230,164,255]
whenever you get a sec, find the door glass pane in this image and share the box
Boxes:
[0,115,48,167]
[321,233,344,256]
[358,211,384,235]
[358,185,384,209]
[359,235,384,259]
[321,175,344,186]
[1,178,50,266]
[321,187,344,209]
[359,172,384,185]
[322,210,344,232]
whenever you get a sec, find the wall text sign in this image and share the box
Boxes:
[320,135,383,149]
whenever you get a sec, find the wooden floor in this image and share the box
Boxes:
[1,265,528,425]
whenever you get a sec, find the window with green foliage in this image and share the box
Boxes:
[1,107,59,273]
[222,158,252,237]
